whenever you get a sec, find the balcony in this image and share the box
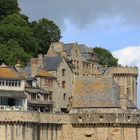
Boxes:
[27,99,52,106]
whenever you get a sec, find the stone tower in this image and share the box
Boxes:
[106,66,138,106]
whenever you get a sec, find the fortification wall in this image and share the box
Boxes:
[0,111,140,140]
[106,66,138,75]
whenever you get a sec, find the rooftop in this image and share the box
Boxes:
[36,69,56,78]
[0,65,24,80]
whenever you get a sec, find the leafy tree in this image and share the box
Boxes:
[0,0,20,20]
[0,14,39,56]
[0,40,30,65]
[31,18,61,54]
[93,47,118,67]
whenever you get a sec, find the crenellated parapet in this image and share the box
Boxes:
[0,111,140,140]
[0,111,140,125]
[71,112,140,125]
[0,111,70,124]
[106,66,138,76]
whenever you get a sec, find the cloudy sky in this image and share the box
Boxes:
[18,0,140,106]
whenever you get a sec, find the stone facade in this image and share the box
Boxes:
[0,111,139,140]
[24,54,74,112]
[16,41,140,140]
[106,66,138,106]
[0,65,27,111]
[47,42,138,108]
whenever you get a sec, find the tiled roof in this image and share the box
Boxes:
[43,56,62,71]
[0,66,24,79]
[36,69,55,78]
[72,76,120,108]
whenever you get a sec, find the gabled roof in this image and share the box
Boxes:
[64,43,75,55]
[0,66,24,80]
[43,56,63,71]
[78,44,89,53]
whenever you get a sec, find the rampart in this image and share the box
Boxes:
[0,111,139,140]
[106,66,138,75]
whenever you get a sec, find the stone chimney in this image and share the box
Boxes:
[119,86,127,110]
[37,54,43,68]
[31,54,43,77]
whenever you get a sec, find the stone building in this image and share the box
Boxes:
[0,64,27,111]
[4,41,137,140]
[47,42,138,107]
[48,42,103,77]
[24,54,74,112]
[25,77,53,112]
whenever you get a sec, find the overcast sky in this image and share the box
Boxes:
[18,0,140,106]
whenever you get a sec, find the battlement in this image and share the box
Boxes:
[106,66,138,76]
[0,111,140,125]
[71,112,140,124]
[0,111,70,124]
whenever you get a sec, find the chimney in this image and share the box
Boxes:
[37,54,43,68]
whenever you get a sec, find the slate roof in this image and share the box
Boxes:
[72,76,136,109]
[78,44,89,53]
[0,90,26,98]
[64,43,96,62]
[64,43,75,55]
[72,76,120,108]
[43,56,63,71]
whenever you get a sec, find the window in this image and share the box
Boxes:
[45,79,53,87]
[62,81,66,88]
[31,94,36,100]
[91,53,94,59]
[63,93,66,100]
[62,69,65,76]
[77,61,79,69]
[75,50,78,56]
[44,95,48,101]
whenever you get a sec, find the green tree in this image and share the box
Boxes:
[31,18,61,54]
[93,47,118,67]
[0,40,30,65]
[0,0,20,20]
[0,14,39,56]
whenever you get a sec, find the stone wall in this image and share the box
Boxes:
[0,111,139,140]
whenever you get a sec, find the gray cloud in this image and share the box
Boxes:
[18,0,140,29]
